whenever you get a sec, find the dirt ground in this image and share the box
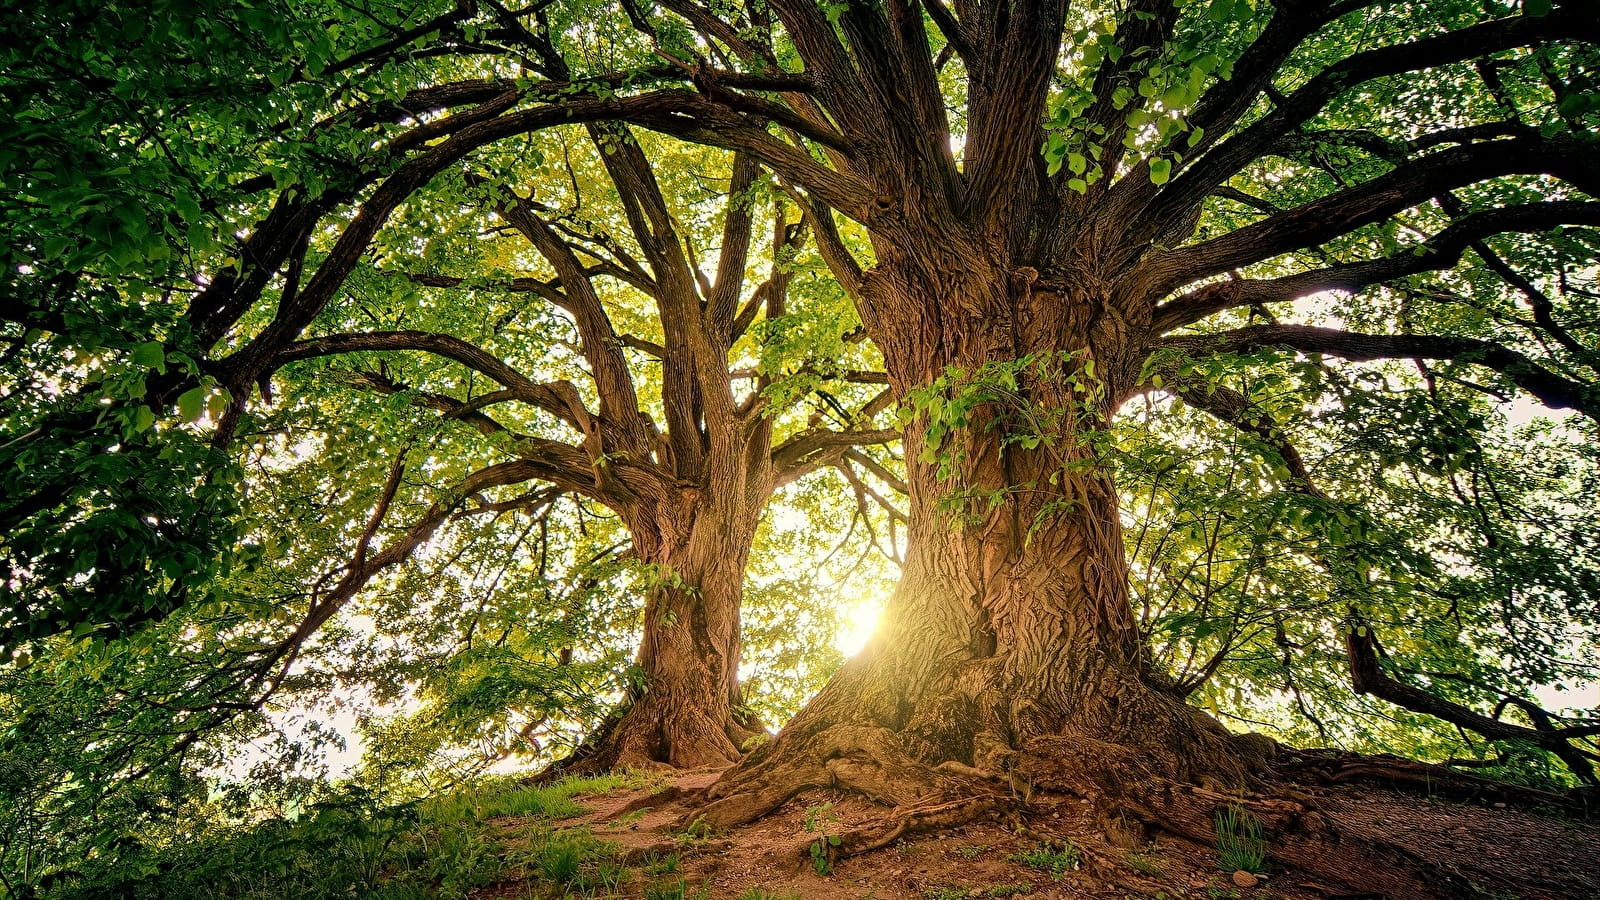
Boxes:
[479,767,1600,900]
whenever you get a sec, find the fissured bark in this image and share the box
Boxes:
[699,240,1261,825]
[558,427,778,773]
[574,506,766,771]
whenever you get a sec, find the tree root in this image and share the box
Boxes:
[840,796,1003,856]
[687,723,987,829]
[676,697,1587,898]
[783,796,1006,871]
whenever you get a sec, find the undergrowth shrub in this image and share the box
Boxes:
[35,773,631,899]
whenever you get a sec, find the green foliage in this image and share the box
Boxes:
[1213,805,1269,875]
[803,802,843,875]
[677,814,719,847]
[1009,840,1081,879]
[24,772,622,900]
[643,852,682,875]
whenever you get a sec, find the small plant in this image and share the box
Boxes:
[591,858,632,893]
[1213,805,1269,874]
[808,833,842,875]
[985,882,1034,897]
[1126,849,1164,876]
[803,802,843,875]
[957,844,988,859]
[1010,839,1080,878]
[802,802,836,832]
[677,814,717,845]
[922,887,968,900]
[644,851,682,874]
[535,837,584,885]
[423,822,507,896]
[645,877,685,900]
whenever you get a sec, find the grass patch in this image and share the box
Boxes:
[422,771,645,824]
[644,851,682,874]
[35,773,648,900]
[1010,839,1080,878]
[1213,805,1269,874]
[1125,848,1164,876]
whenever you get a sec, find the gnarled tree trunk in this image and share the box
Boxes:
[697,246,1266,828]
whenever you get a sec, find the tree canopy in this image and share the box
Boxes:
[3,0,1599,894]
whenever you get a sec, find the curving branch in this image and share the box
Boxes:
[771,426,901,488]
[210,85,874,408]
[1150,201,1600,332]
[1157,371,1326,500]
[273,330,597,434]
[1142,4,1600,242]
[1347,624,1599,784]
[493,187,655,456]
[1158,324,1600,420]
[1175,0,1377,164]
[1143,137,1600,298]
[343,369,606,496]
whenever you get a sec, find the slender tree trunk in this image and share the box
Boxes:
[562,489,768,771]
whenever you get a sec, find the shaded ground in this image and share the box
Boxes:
[472,767,1600,900]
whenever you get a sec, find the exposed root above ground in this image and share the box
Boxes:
[538,761,1600,900]
[658,734,1596,899]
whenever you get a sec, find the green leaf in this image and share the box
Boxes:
[131,341,165,371]
[1149,157,1172,185]
[177,387,207,423]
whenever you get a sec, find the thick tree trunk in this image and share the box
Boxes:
[696,250,1267,827]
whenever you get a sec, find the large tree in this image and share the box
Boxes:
[6,0,1600,888]
[667,0,1600,849]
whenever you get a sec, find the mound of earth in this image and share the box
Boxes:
[473,767,1600,900]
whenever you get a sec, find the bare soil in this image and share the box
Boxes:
[476,768,1600,900]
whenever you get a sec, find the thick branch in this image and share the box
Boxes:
[1159,325,1600,419]
[274,330,597,433]
[1146,137,1600,295]
[1150,201,1600,332]
[1146,5,1600,239]
[1348,625,1598,784]
[771,426,900,487]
